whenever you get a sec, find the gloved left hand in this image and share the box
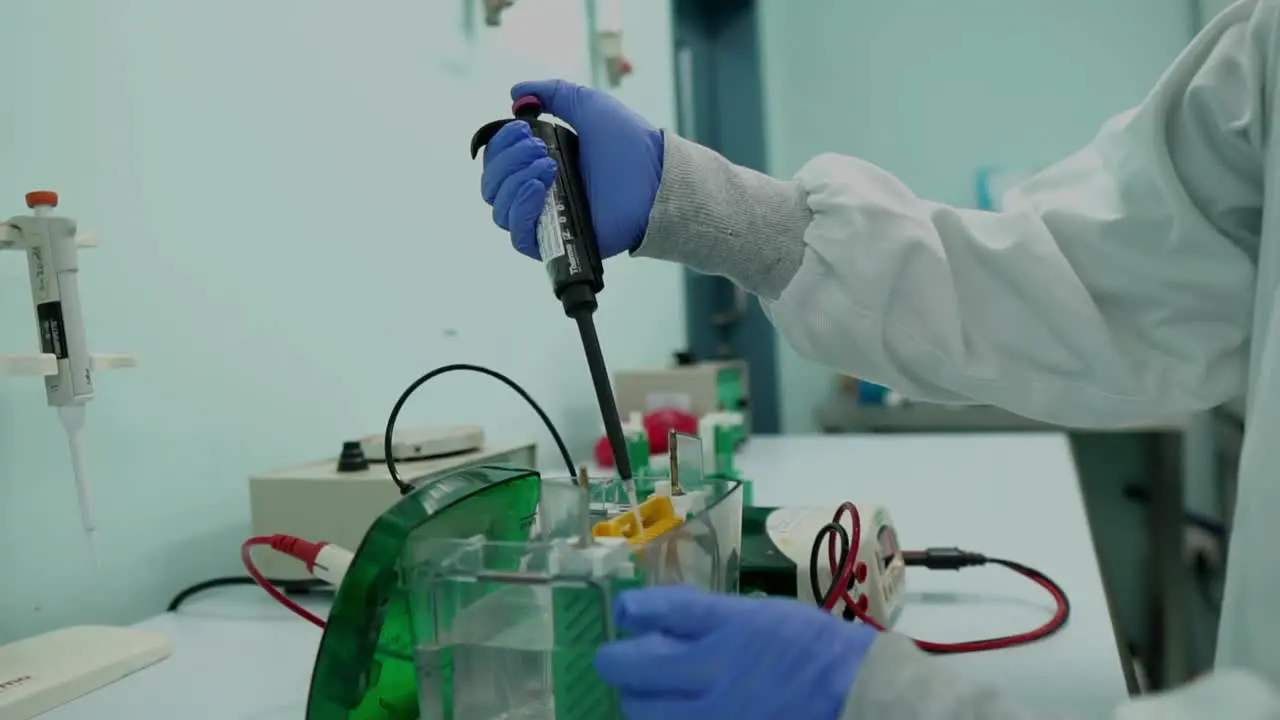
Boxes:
[595,585,878,719]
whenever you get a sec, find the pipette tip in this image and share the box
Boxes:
[86,530,102,571]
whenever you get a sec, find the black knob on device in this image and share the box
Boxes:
[337,440,370,472]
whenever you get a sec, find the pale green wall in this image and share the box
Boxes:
[757,0,1194,432]
[0,1,678,643]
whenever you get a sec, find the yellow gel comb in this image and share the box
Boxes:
[592,495,683,545]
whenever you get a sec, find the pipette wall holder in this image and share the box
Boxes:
[0,192,138,382]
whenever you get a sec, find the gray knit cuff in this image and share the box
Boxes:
[634,132,811,301]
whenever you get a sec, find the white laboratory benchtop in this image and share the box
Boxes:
[739,434,1129,716]
[44,433,1127,719]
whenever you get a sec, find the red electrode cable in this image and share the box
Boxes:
[244,514,1069,656]
[241,535,331,629]
[815,502,1070,654]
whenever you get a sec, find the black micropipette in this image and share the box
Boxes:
[471,96,636,493]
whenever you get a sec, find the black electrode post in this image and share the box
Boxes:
[471,96,634,482]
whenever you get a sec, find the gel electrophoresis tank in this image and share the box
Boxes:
[305,455,742,720]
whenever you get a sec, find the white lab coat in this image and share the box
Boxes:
[770,0,1280,715]
[638,0,1280,715]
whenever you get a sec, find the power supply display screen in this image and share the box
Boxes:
[877,525,900,568]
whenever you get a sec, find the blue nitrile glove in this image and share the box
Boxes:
[595,585,878,719]
[479,79,664,260]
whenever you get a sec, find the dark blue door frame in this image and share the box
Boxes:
[671,0,779,433]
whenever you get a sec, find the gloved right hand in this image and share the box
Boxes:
[595,585,877,719]
[479,79,664,260]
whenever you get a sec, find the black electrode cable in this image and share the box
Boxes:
[167,576,325,612]
[384,363,576,495]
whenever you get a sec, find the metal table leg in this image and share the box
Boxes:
[1145,430,1189,689]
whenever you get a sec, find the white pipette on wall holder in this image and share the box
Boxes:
[0,190,138,564]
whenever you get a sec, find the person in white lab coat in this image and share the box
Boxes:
[480,0,1280,717]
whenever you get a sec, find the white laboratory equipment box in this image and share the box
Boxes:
[249,430,536,580]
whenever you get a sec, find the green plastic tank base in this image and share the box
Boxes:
[305,465,541,720]
[550,583,620,720]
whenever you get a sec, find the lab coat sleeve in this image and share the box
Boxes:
[636,0,1272,427]
[843,633,1280,720]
